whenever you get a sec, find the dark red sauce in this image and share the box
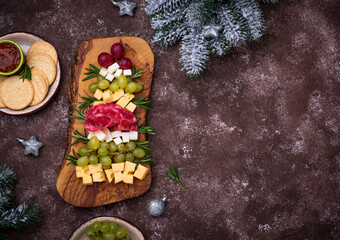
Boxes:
[0,42,21,73]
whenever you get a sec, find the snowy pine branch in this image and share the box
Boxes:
[0,166,16,190]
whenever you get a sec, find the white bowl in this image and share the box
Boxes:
[69,216,145,240]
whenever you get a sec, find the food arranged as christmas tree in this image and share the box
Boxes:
[56,36,154,207]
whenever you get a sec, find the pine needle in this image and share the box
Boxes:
[65,149,80,166]
[82,64,100,81]
[167,165,184,190]
[133,141,154,153]
[131,98,152,110]
[0,166,16,190]
[71,128,89,145]
[19,64,33,81]
[131,66,144,81]
[138,123,155,135]
[135,154,154,165]
[76,91,96,113]
[69,109,86,122]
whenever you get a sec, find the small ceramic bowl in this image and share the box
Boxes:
[0,39,24,76]
[69,216,145,240]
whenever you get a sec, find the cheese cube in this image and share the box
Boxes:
[102,128,111,139]
[114,171,123,183]
[103,94,114,104]
[108,63,119,73]
[123,69,132,76]
[111,162,125,172]
[122,173,134,184]
[123,93,135,101]
[87,131,95,139]
[125,102,137,112]
[124,161,136,174]
[111,131,122,138]
[93,101,104,106]
[76,165,90,178]
[112,88,125,101]
[89,163,103,174]
[105,134,113,143]
[92,171,106,182]
[113,137,123,145]
[116,97,130,108]
[99,67,109,77]
[114,69,123,78]
[129,131,138,141]
[94,89,104,100]
[82,175,93,185]
[106,72,115,81]
[102,90,111,102]
[104,169,115,183]
[121,132,130,143]
[134,164,149,180]
[94,129,106,141]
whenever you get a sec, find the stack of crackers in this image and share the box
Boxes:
[0,41,58,110]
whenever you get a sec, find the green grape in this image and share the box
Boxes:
[100,141,109,149]
[100,156,112,166]
[114,153,125,163]
[98,147,109,156]
[77,156,89,166]
[79,146,91,156]
[97,75,105,82]
[125,82,137,93]
[108,142,118,152]
[125,152,134,162]
[126,142,136,151]
[98,79,110,90]
[113,79,118,84]
[89,154,99,165]
[127,77,132,83]
[103,232,115,240]
[110,222,118,233]
[100,222,111,233]
[118,75,128,88]
[135,82,143,92]
[88,136,100,150]
[117,143,126,153]
[109,82,120,92]
[133,148,146,158]
[92,221,102,233]
[89,82,99,93]
[102,164,111,170]
[86,227,95,237]
[95,237,104,240]
[116,228,127,239]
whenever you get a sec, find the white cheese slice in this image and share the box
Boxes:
[105,134,113,143]
[108,63,119,73]
[111,131,122,138]
[94,130,106,141]
[129,131,138,141]
[121,132,130,143]
[113,137,123,145]
[87,131,95,139]
[102,128,111,140]
[99,67,109,77]
[114,69,123,78]
[106,72,115,82]
[123,69,132,76]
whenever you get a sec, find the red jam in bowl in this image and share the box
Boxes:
[0,42,21,73]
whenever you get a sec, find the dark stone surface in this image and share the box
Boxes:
[1,0,339,239]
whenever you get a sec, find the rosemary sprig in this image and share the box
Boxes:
[76,91,96,113]
[138,122,155,135]
[131,66,144,81]
[167,165,184,190]
[131,98,152,110]
[135,154,154,165]
[82,64,100,81]
[69,109,86,122]
[19,64,33,81]
[71,128,89,145]
[65,149,80,166]
[133,140,154,153]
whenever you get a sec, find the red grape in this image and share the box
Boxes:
[98,52,114,68]
[111,43,125,59]
[118,57,132,70]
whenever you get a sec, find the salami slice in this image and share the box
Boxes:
[84,103,137,132]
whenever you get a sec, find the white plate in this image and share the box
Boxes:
[0,32,61,115]
[69,216,145,240]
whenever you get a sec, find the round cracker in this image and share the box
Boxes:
[27,53,56,86]
[0,75,34,110]
[0,76,7,108]
[27,41,58,65]
[31,68,49,90]
[30,71,48,106]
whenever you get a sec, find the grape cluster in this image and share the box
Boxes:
[86,221,127,240]
[77,136,146,168]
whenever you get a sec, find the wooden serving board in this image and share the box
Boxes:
[56,37,154,207]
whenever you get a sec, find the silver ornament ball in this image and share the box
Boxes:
[147,195,167,216]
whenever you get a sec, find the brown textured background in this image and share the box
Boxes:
[0,0,339,239]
